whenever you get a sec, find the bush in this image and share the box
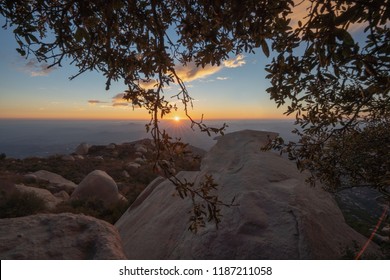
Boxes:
[0,190,47,218]
[54,198,130,224]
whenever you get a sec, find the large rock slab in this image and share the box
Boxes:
[71,170,126,207]
[116,130,379,259]
[0,213,127,259]
[30,170,77,193]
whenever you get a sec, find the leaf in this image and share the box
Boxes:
[16,48,26,56]
[28,34,39,43]
[335,29,354,46]
[75,27,87,42]
[261,39,270,57]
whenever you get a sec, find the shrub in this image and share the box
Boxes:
[54,198,130,224]
[0,190,47,218]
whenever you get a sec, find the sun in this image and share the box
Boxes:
[173,116,181,122]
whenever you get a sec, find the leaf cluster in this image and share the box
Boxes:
[264,0,390,194]
[171,174,237,233]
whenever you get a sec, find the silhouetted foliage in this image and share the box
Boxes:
[263,0,389,196]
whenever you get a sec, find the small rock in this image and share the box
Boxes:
[381,225,390,235]
[106,143,116,150]
[75,143,90,155]
[23,174,37,184]
[134,157,146,164]
[61,155,75,161]
[373,233,389,244]
[73,155,84,160]
[135,145,147,154]
[134,151,143,157]
[126,162,141,169]
[94,156,104,160]
[53,190,70,201]
[122,170,130,178]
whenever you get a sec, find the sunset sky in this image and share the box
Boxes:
[0,2,367,121]
[0,27,284,121]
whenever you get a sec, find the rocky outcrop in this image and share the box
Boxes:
[0,213,127,259]
[71,170,127,206]
[115,130,380,259]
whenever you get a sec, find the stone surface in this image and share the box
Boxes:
[126,162,141,169]
[71,170,124,207]
[61,155,75,161]
[75,142,90,155]
[107,143,116,150]
[134,157,146,164]
[116,130,380,259]
[14,184,60,209]
[382,225,390,235]
[135,145,147,154]
[53,190,70,201]
[0,213,127,259]
[31,170,77,194]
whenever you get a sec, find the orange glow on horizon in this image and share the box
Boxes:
[0,103,293,121]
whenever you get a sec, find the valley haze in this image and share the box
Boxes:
[0,118,296,158]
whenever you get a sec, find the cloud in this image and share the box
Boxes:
[112,93,126,103]
[216,76,229,80]
[289,0,366,32]
[22,59,56,77]
[111,93,131,107]
[175,62,222,82]
[87,94,131,108]
[112,102,129,107]
[88,100,108,105]
[223,54,246,68]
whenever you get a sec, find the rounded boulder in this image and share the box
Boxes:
[71,170,121,207]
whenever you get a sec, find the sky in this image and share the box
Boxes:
[0,29,284,121]
[0,1,368,121]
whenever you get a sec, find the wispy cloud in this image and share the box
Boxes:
[21,59,56,77]
[175,62,221,82]
[223,54,246,68]
[112,102,129,107]
[87,94,130,108]
[88,100,108,105]
[174,55,246,82]
[112,93,130,107]
[112,93,126,103]
[216,76,229,81]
